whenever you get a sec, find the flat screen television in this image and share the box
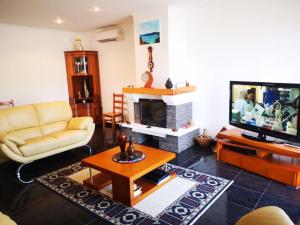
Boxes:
[139,99,167,128]
[229,81,300,142]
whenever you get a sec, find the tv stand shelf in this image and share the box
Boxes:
[216,129,300,188]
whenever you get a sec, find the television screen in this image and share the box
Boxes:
[230,81,300,141]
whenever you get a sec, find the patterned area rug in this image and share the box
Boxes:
[37,162,233,225]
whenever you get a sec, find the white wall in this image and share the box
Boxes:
[2,0,300,138]
[89,20,136,121]
[168,0,300,136]
[133,7,169,88]
[0,23,88,105]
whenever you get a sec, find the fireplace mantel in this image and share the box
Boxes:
[122,86,196,96]
[123,86,196,106]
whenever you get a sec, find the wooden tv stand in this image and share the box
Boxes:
[216,129,300,188]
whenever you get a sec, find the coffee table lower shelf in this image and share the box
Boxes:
[83,172,176,206]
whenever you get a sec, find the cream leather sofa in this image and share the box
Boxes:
[0,101,95,183]
[0,212,17,225]
[236,206,294,225]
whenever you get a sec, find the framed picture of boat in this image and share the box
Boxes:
[139,20,160,45]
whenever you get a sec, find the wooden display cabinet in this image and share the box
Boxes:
[64,51,102,124]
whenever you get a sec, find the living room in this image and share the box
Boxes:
[0,0,299,225]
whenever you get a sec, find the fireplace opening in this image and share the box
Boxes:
[139,99,166,128]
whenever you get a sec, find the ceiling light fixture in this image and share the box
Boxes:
[92,6,102,12]
[55,18,63,24]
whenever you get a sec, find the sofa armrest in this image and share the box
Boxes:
[0,212,17,225]
[67,117,93,130]
[5,134,26,146]
[0,132,25,146]
[0,132,25,156]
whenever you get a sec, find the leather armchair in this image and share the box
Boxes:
[0,212,17,225]
[0,101,95,183]
[236,206,294,225]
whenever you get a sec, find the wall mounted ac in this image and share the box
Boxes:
[96,28,123,43]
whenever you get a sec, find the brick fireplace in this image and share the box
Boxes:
[122,87,200,153]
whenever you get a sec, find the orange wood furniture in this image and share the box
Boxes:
[122,86,196,96]
[102,93,124,141]
[81,144,176,206]
[64,51,102,124]
[216,129,300,187]
[0,100,14,108]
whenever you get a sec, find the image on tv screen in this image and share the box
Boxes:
[231,84,300,136]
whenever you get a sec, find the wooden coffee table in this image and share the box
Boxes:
[81,144,176,206]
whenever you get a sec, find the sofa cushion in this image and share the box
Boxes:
[0,105,39,132]
[40,121,68,135]
[48,130,87,147]
[67,117,93,130]
[20,136,60,157]
[34,101,72,125]
[9,127,42,140]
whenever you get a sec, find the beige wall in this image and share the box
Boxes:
[0,22,136,121]
[89,20,136,121]
[0,23,88,106]
[132,7,169,88]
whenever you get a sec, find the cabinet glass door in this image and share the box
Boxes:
[74,56,88,74]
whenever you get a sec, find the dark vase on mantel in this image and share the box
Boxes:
[165,78,173,89]
[117,131,128,158]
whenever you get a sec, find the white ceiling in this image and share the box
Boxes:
[0,0,178,32]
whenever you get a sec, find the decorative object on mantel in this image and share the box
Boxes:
[165,78,173,89]
[142,71,153,88]
[74,38,83,51]
[171,128,178,132]
[186,81,190,87]
[195,129,212,147]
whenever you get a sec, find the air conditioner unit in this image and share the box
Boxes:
[96,28,123,43]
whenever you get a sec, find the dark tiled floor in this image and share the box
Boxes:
[1,126,300,225]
